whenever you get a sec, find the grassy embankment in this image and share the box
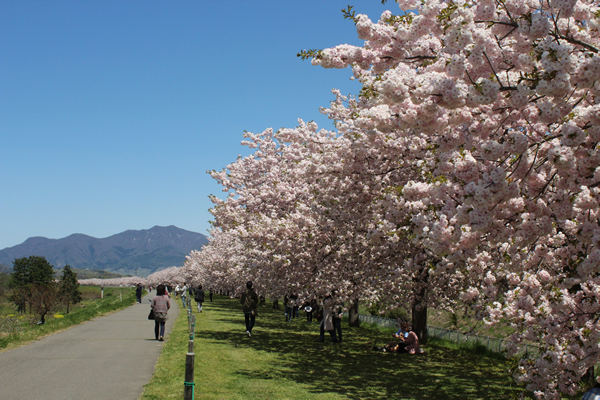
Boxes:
[0,286,138,351]
[142,296,531,400]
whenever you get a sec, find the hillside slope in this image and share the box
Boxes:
[0,226,208,276]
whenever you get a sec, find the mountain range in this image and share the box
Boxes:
[0,225,208,277]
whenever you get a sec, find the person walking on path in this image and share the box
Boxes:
[195,285,205,313]
[135,283,143,304]
[332,298,344,343]
[0,290,178,400]
[240,281,259,337]
[304,299,315,322]
[316,296,325,342]
[321,295,339,343]
[151,284,171,341]
[180,284,188,308]
[290,294,299,320]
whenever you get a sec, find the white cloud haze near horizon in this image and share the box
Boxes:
[0,1,391,249]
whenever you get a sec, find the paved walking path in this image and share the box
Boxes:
[0,292,179,400]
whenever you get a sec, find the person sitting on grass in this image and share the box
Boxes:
[396,321,422,354]
[392,318,409,339]
[374,321,422,354]
[373,341,403,353]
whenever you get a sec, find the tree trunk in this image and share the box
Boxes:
[582,366,596,386]
[412,299,428,345]
[412,268,429,345]
[348,299,360,327]
[272,299,279,310]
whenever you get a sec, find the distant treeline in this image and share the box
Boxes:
[0,264,128,299]
[55,267,129,280]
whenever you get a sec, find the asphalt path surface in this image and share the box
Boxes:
[0,292,179,400]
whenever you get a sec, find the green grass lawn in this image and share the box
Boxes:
[142,296,529,400]
[0,286,137,351]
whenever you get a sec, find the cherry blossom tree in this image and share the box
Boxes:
[183,229,250,295]
[299,0,600,397]
[145,266,185,288]
[183,0,600,396]
[206,116,459,340]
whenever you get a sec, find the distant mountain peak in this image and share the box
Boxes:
[0,226,208,277]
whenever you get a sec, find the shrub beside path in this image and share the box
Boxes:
[0,292,179,400]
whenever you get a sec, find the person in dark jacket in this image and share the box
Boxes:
[284,295,291,322]
[331,299,344,343]
[305,299,316,322]
[290,294,299,320]
[240,281,259,337]
[195,285,205,313]
[135,283,143,304]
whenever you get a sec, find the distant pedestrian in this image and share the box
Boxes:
[284,295,291,322]
[322,295,339,343]
[151,284,171,341]
[290,294,299,320]
[149,286,152,293]
[332,298,344,343]
[195,285,205,313]
[316,296,325,342]
[304,300,314,322]
[135,283,142,304]
[240,281,259,337]
[209,290,213,302]
[181,284,188,308]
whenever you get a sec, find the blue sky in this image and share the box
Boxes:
[0,0,394,249]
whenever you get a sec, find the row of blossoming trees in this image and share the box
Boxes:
[194,0,600,396]
[88,0,598,397]
[78,266,185,289]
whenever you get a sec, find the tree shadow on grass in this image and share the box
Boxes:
[196,298,527,400]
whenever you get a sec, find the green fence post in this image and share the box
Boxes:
[184,352,195,400]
